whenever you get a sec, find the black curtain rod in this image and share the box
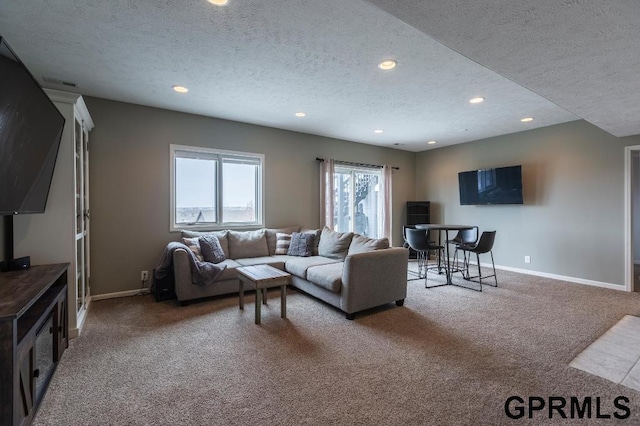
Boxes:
[315,158,399,171]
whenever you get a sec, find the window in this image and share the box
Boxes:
[333,166,382,238]
[170,145,264,231]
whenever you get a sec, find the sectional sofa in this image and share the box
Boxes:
[172,226,409,319]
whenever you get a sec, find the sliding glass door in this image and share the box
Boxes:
[333,166,381,238]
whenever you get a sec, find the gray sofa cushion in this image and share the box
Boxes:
[265,226,300,255]
[182,230,230,259]
[307,263,343,293]
[348,235,390,255]
[285,256,339,279]
[228,229,269,259]
[211,258,242,281]
[235,256,291,270]
[318,227,353,260]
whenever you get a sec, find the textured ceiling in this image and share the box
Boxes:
[0,0,616,152]
[365,0,640,138]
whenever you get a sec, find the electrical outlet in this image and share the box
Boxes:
[141,270,149,281]
[524,256,531,264]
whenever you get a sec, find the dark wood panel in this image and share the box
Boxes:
[0,264,69,321]
[0,263,68,426]
[0,321,15,424]
[16,287,63,345]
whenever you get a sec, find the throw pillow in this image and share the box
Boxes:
[301,228,321,255]
[274,232,292,255]
[227,229,269,258]
[265,226,300,255]
[347,234,390,255]
[182,237,204,261]
[182,230,230,258]
[317,227,354,260]
[287,232,314,257]
[199,235,226,263]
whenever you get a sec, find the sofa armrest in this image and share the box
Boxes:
[341,247,409,314]
[173,247,193,301]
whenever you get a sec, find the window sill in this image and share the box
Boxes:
[170,223,264,233]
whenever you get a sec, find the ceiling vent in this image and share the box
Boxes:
[42,76,78,88]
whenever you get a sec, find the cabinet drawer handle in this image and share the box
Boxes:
[33,369,40,378]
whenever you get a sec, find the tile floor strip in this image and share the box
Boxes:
[570,315,640,392]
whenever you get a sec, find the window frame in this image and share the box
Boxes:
[170,144,264,232]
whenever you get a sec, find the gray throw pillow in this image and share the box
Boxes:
[199,235,226,264]
[301,228,321,255]
[287,232,314,257]
[317,227,353,260]
[182,230,230,258]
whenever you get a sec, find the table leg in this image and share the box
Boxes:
[281,284,286,319]
[262,288,267,305]
[444,230,452,285]
[255,285,262,324]
[239,280,244,310]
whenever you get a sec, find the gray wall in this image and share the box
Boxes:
[416,120,638,286]
[84,97,416,295]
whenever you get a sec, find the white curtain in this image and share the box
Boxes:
[380,165,393,245]
[319,159,335,230]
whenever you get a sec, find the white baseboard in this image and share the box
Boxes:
[465,260,624,291]
[416,256,625,291]
[91,289,151,301]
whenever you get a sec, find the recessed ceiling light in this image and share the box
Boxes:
[374,129,384,134]
[469,97,484,104]
[521,117,534,122]
[207,0,229,5]
[172,85,189,93]
[378,60,397,70]
[295,112,306,117]
[427,140,437,145]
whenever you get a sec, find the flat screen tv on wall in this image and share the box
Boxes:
[0,36,65,215]
[458,165,523,205]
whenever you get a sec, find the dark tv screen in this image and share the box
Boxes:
[0,36,65,215]
[458,165,523,205]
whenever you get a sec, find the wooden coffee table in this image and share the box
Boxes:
[237,265,291,324]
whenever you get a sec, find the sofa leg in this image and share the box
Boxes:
[395,299,405,307]
[179,300,189,307]
[346,313,355,320]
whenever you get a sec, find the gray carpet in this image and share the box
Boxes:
[34,263,640,425]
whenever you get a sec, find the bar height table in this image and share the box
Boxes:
[415,224,474,288]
